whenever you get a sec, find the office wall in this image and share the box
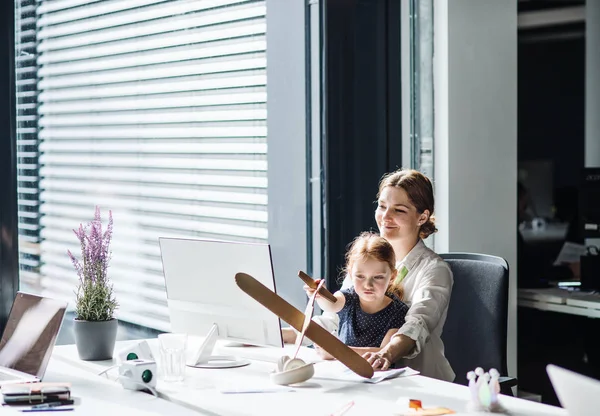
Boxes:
[434,0,518,377]
[587,0,600,167]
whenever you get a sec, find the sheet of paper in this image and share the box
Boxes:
[219,386,295,394]
[313,361,419,384]
[215,378,295,394]
[553,242,587,266]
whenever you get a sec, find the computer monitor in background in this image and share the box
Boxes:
[580,168,600,239]
[579,168,600,291]
[158,237,283,368]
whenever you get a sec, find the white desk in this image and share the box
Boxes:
[518,287,600,318]
[50,339,565,416]
[8,352,200,415]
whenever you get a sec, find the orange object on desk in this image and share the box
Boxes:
[395,399,455,415]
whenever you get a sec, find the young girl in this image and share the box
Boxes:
[306,232,409,355]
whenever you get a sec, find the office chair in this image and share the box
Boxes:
[439,253,517,395]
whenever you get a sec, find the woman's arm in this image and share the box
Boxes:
[359,328,412,369]
[363,335,416,370]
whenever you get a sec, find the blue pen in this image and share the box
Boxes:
[20,408,74,413]
[28,401,74,409]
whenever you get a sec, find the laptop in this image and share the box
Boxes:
[0,292,67,386]
[547,364,600,415]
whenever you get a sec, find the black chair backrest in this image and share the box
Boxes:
[439,253,509,385]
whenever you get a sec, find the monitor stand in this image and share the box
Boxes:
[187,324,250,369]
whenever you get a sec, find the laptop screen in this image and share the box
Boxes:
[0,292,67,378]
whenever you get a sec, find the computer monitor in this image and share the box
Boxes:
[580,168,600,238]
[158,237,283,368]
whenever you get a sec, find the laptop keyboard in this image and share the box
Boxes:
[0,371,20,381]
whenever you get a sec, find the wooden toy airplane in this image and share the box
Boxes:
[235,272,374,379]
[297,271,338,303]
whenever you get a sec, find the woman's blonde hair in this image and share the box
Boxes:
[342,231,403,300]
[378,168,437,239]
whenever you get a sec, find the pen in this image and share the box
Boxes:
[31,401,75,409]
[329,400,354,416]
[20,408,74,413]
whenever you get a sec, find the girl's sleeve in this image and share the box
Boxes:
[394,263,453,359]
[292,312,338,346]
[294,276,352,346]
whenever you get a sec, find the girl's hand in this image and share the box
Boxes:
[363,351,393,371]
[303,279,323,298]
[314,343,334,360]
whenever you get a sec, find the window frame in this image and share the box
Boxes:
[320,0,402,291]
[0,0,19,330]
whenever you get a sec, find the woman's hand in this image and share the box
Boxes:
[363,350,393,371]
[363,334,415,370]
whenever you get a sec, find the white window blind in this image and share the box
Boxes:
[35,0,268,331]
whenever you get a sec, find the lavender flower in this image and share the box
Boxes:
[68,206,118,321]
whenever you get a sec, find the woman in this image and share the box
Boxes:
[283,168,454,382]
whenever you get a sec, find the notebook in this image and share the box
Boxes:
[1,382,71,405]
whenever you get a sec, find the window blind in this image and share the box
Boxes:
[35,0,268,331]
[16,0,42,291]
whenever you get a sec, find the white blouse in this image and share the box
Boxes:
[312,239,455,382]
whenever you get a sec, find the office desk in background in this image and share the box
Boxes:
[48,339,565,416]
[518,287,600,318]
[518,287,600,405]
[519,223,569,244]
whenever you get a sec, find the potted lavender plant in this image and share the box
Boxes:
[68,206,118,361]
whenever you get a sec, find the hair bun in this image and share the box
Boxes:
[419,216,438,239]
